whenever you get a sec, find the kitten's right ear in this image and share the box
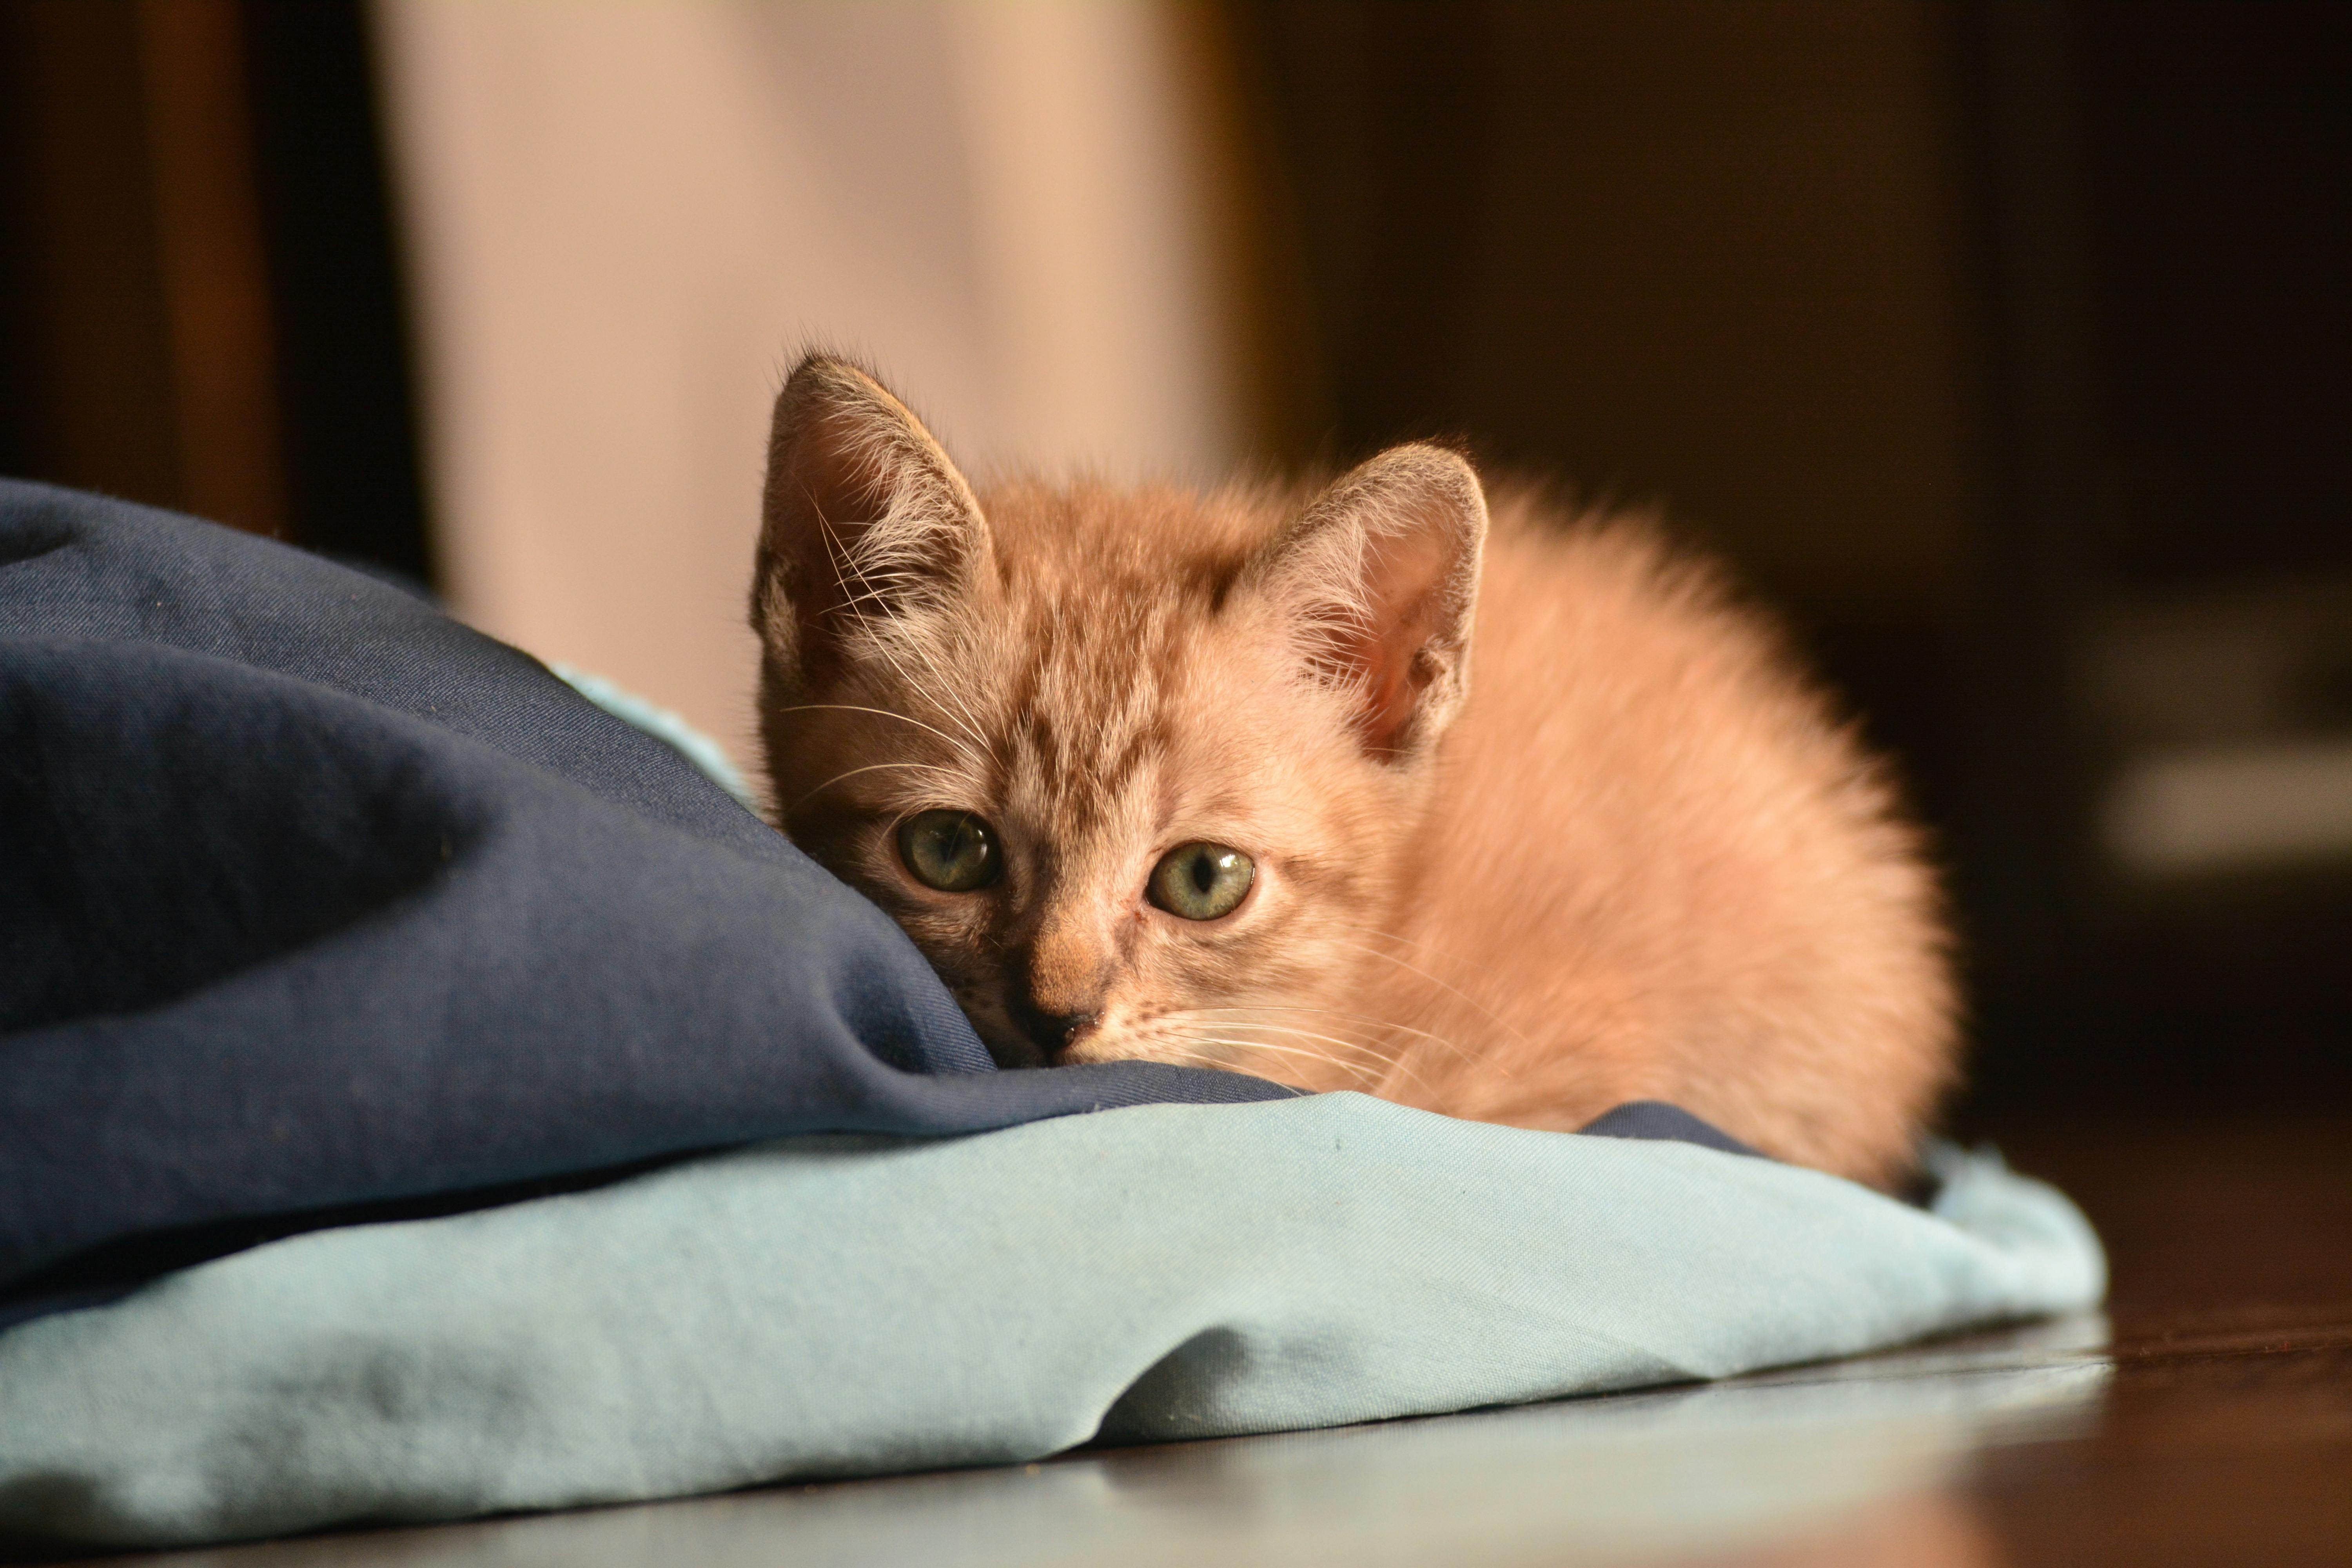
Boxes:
[1244,444,1488,760]
[750,355,989,697]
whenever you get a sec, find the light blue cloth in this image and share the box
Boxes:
[0,1093,2102,1550]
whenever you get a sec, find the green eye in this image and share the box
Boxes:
[897,809,1001,892]
[1148,842,1255,921]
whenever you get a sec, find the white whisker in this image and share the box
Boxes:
[1181,1034,1388,1091]
[1192,1004,1483,1069]
[1240,1026,1440,1105]
[1181,1022,1446,1107]
[791,759,964,812]
[817,509,997,758]
[765,703,984,766]
[1323,929,1537,1050]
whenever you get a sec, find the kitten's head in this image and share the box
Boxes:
[749,356,1486,1083]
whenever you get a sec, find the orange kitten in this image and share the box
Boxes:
[750,356,1955,1186]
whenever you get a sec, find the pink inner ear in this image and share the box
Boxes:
[1343,528,1457,756]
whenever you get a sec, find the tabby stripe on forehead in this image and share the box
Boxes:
[1099,714,1171,800]
[1038,703,1168,824]
[1018,705,1056,779]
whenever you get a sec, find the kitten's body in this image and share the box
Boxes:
[752,358,1955,1187]
[1361,499,1950,1178]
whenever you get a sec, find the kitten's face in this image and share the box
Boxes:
[765,485,1420,1076]
[750,358,1485,1087]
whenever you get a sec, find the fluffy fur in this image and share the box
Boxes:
[750,356,1955,1187]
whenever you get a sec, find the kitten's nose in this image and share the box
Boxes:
[1011,995,1100,1062]
[1007,926,1105,1062]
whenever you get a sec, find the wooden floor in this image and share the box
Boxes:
[52,1114,2352,1567]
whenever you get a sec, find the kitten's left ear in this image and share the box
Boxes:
[750,354,990,699]
[1245,444,1488,760]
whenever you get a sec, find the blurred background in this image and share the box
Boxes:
[1,0,2345,1134]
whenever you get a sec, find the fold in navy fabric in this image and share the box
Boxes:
[0,481,1297,1323]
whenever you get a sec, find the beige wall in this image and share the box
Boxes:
[373,0,1240,759]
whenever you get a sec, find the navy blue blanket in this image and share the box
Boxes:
[0,482,1310,1326]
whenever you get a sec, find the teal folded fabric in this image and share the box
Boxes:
[0,1094,2103,1550]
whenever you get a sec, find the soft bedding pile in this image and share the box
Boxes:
[0,483,2103,1550]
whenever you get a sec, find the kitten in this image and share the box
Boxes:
[749,355,1955,1187]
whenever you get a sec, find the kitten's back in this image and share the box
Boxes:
[1385,491,1954,1182]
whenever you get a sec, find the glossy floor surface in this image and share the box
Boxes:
[38,1115,2352,1566]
